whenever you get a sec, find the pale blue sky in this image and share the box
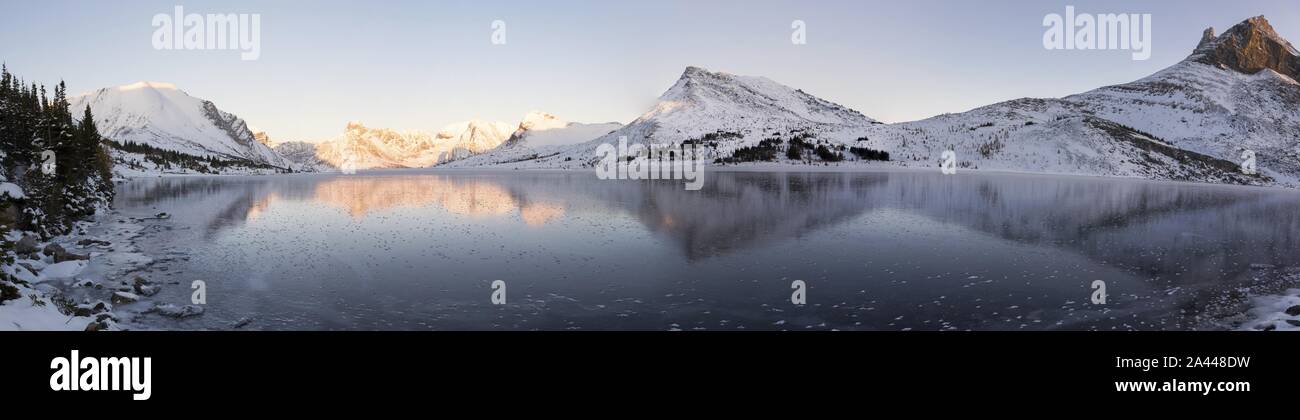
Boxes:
[2,0,1296,141]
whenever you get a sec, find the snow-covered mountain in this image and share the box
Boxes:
[442,111,621,167]
[433,119,515,160]
[1067,16,1300,182]
[282,119,515,171]
[273,141,330,172]
[523,66,878,168]
[448,17,1299,188]
[310,122,441,169]
[507,111,621,148]
[70,82,293,169]
[862,15,1300,187]
[837,16,1294,187]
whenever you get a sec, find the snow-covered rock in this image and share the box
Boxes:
[0,182,22,200]
[37,260,88,281]
[148,303,205,318]
[0,288,93,331]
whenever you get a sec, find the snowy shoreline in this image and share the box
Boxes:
[1,210,203,331]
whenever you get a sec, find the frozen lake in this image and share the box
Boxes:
[105,169,1300,330]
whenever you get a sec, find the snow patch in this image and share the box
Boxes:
[1239,289,1300,331]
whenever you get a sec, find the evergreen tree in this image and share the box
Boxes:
[77,105,114,199]
[0,67,115,237]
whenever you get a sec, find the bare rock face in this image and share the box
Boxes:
[1191,16,1300,80]
[253,131,274,147]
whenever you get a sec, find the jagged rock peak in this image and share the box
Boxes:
[1197,27,1216,50]
[1191,15,1300,80]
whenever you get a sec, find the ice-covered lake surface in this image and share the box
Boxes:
[106,169,1300,331]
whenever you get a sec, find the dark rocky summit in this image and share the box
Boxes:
[1192,16,1300,80]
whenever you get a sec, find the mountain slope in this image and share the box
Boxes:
[506,111,621,149]
[1067,16,1300,181]
[273,141,330,172]
[441,111,621,167]
[71,82,293,169]
[515,66,879,168]
[863,15,1300,187]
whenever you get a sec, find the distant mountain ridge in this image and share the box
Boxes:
[280,115,592,171]
[442,111,622,168]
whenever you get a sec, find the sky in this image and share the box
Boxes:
[1,0,1297,142]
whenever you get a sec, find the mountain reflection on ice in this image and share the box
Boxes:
[107,169,1300,330]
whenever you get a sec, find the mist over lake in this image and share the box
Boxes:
[100,169,1300,331]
